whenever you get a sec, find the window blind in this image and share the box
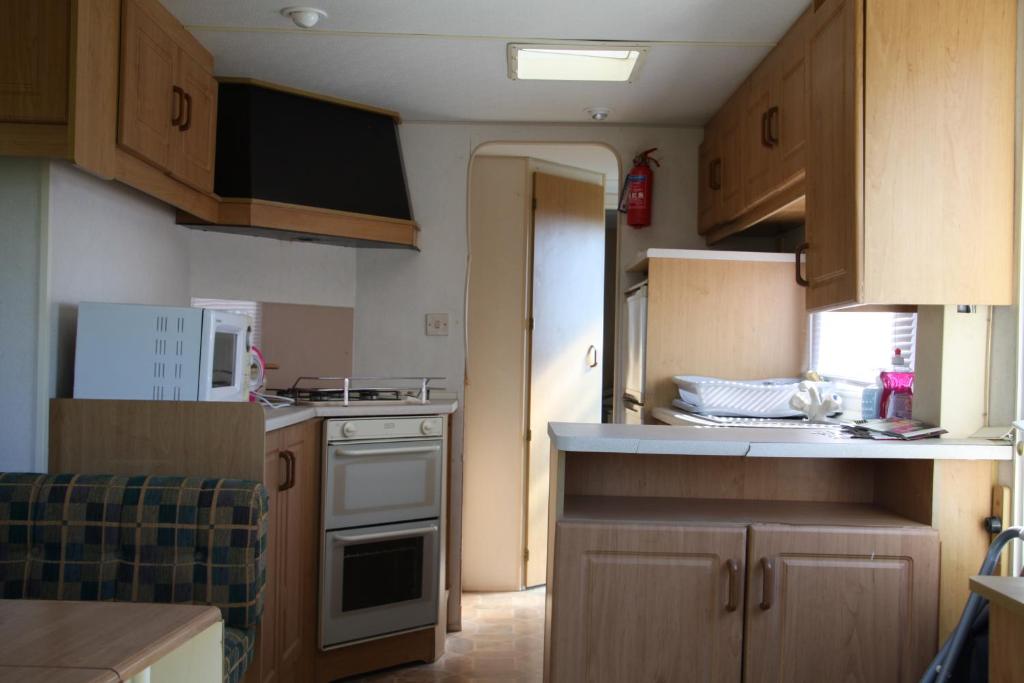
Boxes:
[809,311,917,385]
[190,298,263,349]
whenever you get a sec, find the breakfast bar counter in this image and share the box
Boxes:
[542,421,1011,682]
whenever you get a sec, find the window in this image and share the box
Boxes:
[810,311,916,383]
[191,298,263,349]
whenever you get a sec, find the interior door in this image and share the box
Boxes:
[744,524,939,683]
[526,171,604,587]
[550,521,746,682]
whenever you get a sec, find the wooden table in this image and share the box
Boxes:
[0,601,222,682]
[969,576,1024,683]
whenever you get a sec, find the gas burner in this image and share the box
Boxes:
[274,376,445,406]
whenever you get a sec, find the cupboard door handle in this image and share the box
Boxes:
[795,242,810,287]
[767,106,780,146]
[279,450,296,491]
[171,86,185,126]
[725,559,740,612]
[760,557,775,610]
[710,159,722,191]
[761,110,772,148]
[180,91,193,132]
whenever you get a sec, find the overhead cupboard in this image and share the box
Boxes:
[698,0,1016,311]
[0,0,418,248]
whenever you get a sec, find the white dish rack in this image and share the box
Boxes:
[673,376,837,418]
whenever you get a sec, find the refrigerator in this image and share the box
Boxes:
[623,283,647,424]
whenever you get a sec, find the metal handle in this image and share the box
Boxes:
[278,450,295,491]
[726,559,740,612]
[334,444,441,458]
[795,242,809,287]
[710,159,722,190]
[180,91,193,132]
[586,345,598,368]
[760,557,775,610]
[171,86,185,126]
[761,110,772,148]
[334,524,438,544]
[767,106,780,146]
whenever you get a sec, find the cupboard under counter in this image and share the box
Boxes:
[544,427,1010,683]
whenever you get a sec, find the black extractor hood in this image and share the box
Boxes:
[178,79,418,249]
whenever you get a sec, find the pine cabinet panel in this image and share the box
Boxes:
[0,0,70,124]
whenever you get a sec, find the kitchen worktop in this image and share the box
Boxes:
[548,420,1012,460]
[970,576,1024,618]
[264,399,459,431]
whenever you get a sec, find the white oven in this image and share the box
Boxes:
[323,418,443,530]
[320,416,445,649]
[320,520,439,648]
[73,302,251,402]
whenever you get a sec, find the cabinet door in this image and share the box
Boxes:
[550,521,746,683]
[698,122,722,233]
[172,47,217,193]
[718,92,746,223]
[744,61,775,209]
[276,420,319,682]
[805,0,862,310]
[0,0,69,124]
[744,524,938,683]
[119,0,177,172]
[773,8,809,191]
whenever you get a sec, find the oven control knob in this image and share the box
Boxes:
[341,422,358,438]
[420,420,437,435]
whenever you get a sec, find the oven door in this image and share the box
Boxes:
[323,438,443,530]
[320,520,439,648]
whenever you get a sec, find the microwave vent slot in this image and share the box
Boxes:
[156,315,168,333]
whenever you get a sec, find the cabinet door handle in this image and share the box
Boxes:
[760,557,775,610]
[171,86,185,126]
[710,159,722,190]
[795,242,810,287]
[761,110,772,148]
[180,91,193,132]
[767,106,780,146]
[725,559,740,612]
[279,450,296,491]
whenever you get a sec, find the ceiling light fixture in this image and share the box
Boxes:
[508,43,648,82]
[586,107,611,121]
[280,6,328,29]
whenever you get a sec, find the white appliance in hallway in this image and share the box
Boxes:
[623,282,647,424]
[320,415,444,648]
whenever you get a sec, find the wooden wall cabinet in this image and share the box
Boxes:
[550,522,747,683]
[803,0,1015,310]
[118,0,217,193]
[246,418,321,683]
[0,1,71,125]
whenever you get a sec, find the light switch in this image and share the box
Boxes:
[426,313,449,336]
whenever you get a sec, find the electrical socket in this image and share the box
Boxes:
[426,313,449,336]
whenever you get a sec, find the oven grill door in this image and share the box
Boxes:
[321,521,439,648]
[323,439,443,529]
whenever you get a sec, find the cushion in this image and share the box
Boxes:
[224,626,257,683]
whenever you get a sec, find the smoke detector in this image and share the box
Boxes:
[586,107,612,121]
[281,6,327,28]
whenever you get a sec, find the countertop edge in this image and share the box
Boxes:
[265,400,459,432]
[970,576,1024,619]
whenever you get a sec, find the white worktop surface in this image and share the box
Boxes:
[265,399,458,431]
[548,420,1012,460]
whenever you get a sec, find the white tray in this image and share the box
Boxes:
[673,376,835,418]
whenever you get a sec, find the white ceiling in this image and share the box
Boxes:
[162,0,810,125]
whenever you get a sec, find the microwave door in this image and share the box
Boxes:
[623,284,647,405]
[199,310,252,401]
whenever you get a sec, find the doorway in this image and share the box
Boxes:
[463,143,618,592]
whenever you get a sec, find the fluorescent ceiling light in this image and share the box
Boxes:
[508,44,648,82]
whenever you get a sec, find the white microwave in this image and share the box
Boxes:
[73,302,252,402]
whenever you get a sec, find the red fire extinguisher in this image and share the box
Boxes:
[620,148,660,228]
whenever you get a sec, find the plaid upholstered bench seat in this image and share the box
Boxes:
[0,473,268,683]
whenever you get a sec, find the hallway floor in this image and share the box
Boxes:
[351,588,545,682]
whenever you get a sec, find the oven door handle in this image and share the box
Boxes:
[332,524,439,544]
[333,444,441,458]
